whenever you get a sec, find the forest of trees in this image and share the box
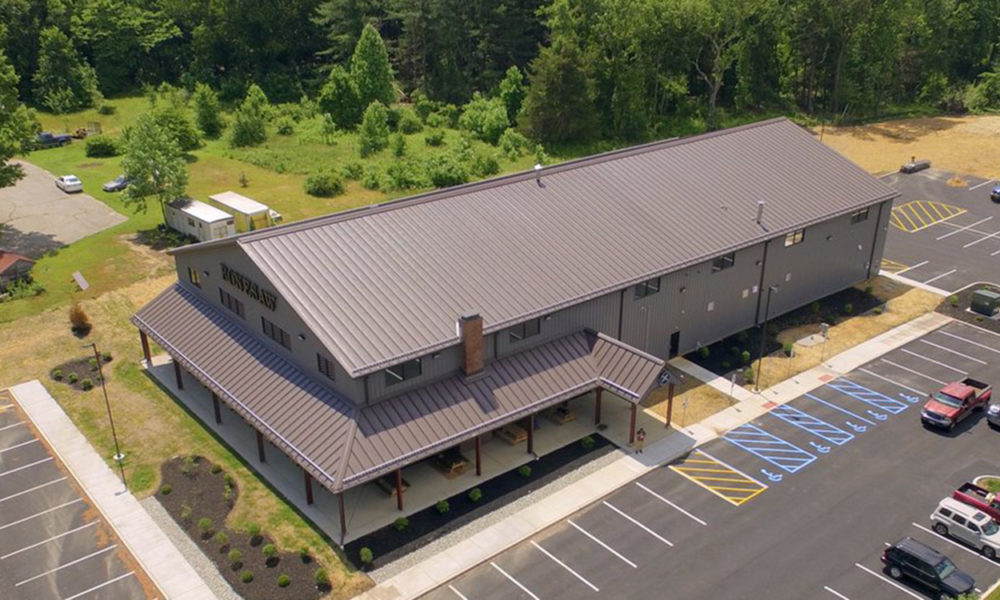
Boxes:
[2,0,1000,146]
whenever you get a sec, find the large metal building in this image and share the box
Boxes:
[132,117,897,541]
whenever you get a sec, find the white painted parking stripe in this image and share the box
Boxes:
[858,368,925,396]
[0,438,40,454]
[62,571,135,600]
[937,216,994,240]
[1,521,99,559]
[635,482,707,526]
[963,229,1000,248]
[969,178,996,191]
[954,320,1000,339]
[16,544,117,586]
[490,562,541,600]
[602,501,673,546]
[531,540,599,592]
[0,477,69,504]
[911,523,1000,566]
[992,247,1000,256]
[855,562,924,599]
[824,585,850,599]
[939,330,1000,355]
[918,339,987,365]
[0,421,25,432]
[894,260,928,275]
[0,498,82,531]
[900,349,965,374]
[567,520,637,568]
[447,584,469,600]
[880,359,947,385]
[0,456,53,478]
[923,269,957,285]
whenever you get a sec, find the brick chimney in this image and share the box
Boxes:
[459,313,484,376]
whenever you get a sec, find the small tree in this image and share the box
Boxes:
[359,547,374,566]
[121,113,188,222]
[350,24,395,108]
[229,84,270,148]
[198,518,213,537]
[358,101,389,157]
[497,66,526,122]
[318,65,362,129]
[214,532,229,548]
[69,303,92,335]
[436,499,450,514]
[241,570,254,583]
[247,522,262,545]
[392,516,409,531]
[192,83,224,138]
[468,488,482,502]
[262,544,278,559]
[277,574,291,587]
[228,548,243,566]
[32,27,100,112]
[315,567,330,589]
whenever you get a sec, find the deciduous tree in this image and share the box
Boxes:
[228,84,270,148]
[32,26,100,113]
[0,50,39,190]
[191,83,225,139]
[318,65,362,128]
[121,113,189,221]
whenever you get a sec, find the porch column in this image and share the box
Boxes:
[665,382,676,428]
[139,331,151,364]
[211,393,222,424]
[395,468,404,511]
[256,430,266,463]
[526,415,534,455]
[594,388,603,425]
[172,359,184,390]
[304,470,314,505]
[475,435,482,476]
[629,403,637,445]
[338,493,347,545]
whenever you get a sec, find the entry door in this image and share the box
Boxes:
[669,331,680,358]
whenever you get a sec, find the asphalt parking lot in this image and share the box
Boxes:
[421,319,1000,600]
[881,168,1000,294]
[0,394,149,600]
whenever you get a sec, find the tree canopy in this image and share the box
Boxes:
[121,112,189,219]
[0,49,39,190]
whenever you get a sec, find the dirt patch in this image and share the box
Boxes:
[936,284,1000,334]
[641,364,736,427]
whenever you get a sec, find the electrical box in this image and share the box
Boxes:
[970,289,1000,316]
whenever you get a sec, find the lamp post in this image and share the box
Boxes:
[84,343,127,489]
[754,285,778,392]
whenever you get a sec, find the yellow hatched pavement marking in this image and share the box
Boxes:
[890,201,966,233]
[669,450,768,506]
[879,258,908,274]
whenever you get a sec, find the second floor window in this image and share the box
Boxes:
[784,229,805,247]
[317,354,335,380]
[187,267,200,287]
[634,277,661,299]
[712,252,735,272]
[385,358,421,386]
[262,317,291,349]
[850,207,870,224]
[219,289,245,318]
[508,318,541,343]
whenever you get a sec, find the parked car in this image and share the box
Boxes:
[35,131,72,149]
[931,497,1000,559]
[102,175,128,193]
[988,402,1000,428]
[900,158,931,174]
[990,185,1000,203]
[54,175,83,193]
[921,377,991,431]
[952,482,1000,523]
[881,537,975,599]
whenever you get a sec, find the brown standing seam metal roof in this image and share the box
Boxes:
[171,118,897,379]
[132,285,663,492]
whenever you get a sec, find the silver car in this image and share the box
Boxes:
[55,174,83,193]
[988,403,1000,429]
[931,497,1000,559]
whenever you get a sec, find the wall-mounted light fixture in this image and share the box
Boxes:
[543,314,552,321]
[679,286,687,294]
[826,234,833,241]
[297,334,306,341]
[432,352,441,359]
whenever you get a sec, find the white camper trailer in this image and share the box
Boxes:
[165,198,235,242]
[208,191,280,233]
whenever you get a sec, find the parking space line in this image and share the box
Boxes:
[16,544,117,586]
[769,405,854,445]
[827,378,910,414]
[62,571,135,600]
[447,584,469,600]
[634,482,707,526]
[899,349,965,374]
[917,340,987,365]
[0,438,39,454]
[963,229,1000,248]
[804,393,875,426]
[969,178,996,191]
[940,330,1000,355]
[855,563,923,599]
[824,586,850,599]
[0,477,69,504]
[879,359,947,386]
[602,501,673,546]
[723,424,816,473]
[895,260,928,275]
[0,456,53,478]
[530,540,600,592]
[490,562,541,599]
[1,521,99,559]
[937,216,993,240]
[0,500,83,531]
[923,269,957,285]
[0,422,25,432]
[567,520,637,568]
[911,523,1000,566]
[857,369,925,396]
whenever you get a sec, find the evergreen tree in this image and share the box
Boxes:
[192,83,225,139]
[318,65,362,128]
[32,27,100,112]
[497,66,526,123]
[313,0,386,63]
[229,84,270,148]
[121,113,189,221]
[0,50,39,191]
[358,101,389,157]
[519,40,597,144]
[350,24,395,108]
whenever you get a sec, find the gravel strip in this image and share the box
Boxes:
[141,496,242,600]
[368,446,625,582]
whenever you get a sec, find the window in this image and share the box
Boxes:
[261,317,291,349]
[385,358,421,386]
[219,289,245,318]
[850,207,870,224]
[633,277,661,299]
[954,515,967,527]
[187,217,195,227]
[508,318,541,343]
[712,252,735,272]
[784,229,805,247]
[187,267,201,288]
[317,354,335,380]
[940,508,953,518]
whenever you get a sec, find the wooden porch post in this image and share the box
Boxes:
[172,359,184,390]
[526,415,534,455]
[256,430,266,463]
[212,393,222,424]
[395,468,404,511]
[665,382,676,428]
[304,470,314,505]
[475,435,482,476]
[139,331,151,364]
[594,388,603,425]
[338,493,347,545]
[629,403,637,445]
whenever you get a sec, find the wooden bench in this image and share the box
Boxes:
[433,448,469,478]
[374,474,410,497]
[497,422,528,445]
[545,405,577,425]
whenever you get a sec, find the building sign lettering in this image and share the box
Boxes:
[221,263,278,311]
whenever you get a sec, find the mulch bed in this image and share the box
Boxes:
[688,286,881,378]
[49,353,113,391]
[936,284,1000,334]
[345,433,614,570]
[156,456,327,599]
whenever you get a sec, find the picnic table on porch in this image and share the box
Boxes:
[375,474,410,497]
[545,404,577,425]
[433,447,469,478]
[497,422,528,445]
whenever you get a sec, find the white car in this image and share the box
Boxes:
[55,175,83,193]
[931,497,1000,559]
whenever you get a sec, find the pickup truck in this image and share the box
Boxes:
[921,377,991,431]
[35,132,72,148]
[952,482,1000,523]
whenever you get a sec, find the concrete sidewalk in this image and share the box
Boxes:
[8,380,215,600]
[358,311,952,600]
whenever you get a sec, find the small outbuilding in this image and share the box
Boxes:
[209,191,278,233]
[165,198,235,243]
[0,250,34,291]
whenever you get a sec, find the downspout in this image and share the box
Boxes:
[617,288,626,339]
[865,201,886,279]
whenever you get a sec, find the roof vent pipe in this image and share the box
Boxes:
[756,200,765,225]
[534,163,543,186]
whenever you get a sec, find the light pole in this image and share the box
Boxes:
[754,285,778,392]
[84,343,127,489]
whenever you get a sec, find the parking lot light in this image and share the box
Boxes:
[83,343,127,490]
[754,286,778,392]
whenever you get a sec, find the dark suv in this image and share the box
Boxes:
[882,537,975,599]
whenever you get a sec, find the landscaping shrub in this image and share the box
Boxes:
[101,350,112,362]
[721,360,731,370]
[518,465,532,477]
[0,279,43,301]
[393,517,409,531]
[864,284,874,295]
[210,463,222,474]
[51,368,63,380]
[278,574,291,587]
[228,549,243,565]
[299,547,311,562]
[842,303,854,315]
[198,517,213,536]
[214,532,229,547]
[949,294,959,306]
[874,306,884,315]
[426,154,468,187]
[69,303,91,335]
[581,436,596,450]
[97,102,116,115]
[181,455,197,474]
[782,342,794,357]
[436,500,450,514]
[738,331,750,344]
[315,567,330,589]
[180,504,192,522]
[741,350,751,364]
[341,161,364,180]
[159,484,172,495]
[304,171,345,197]
[263,543,277,557]
[468,487,482,502]
[85,134,121,157]
[241,570,254,583]
[698,346,710,359]
[80,378,93,390]
[88,357,99,370]
[68,372,78,383]
[810,301,821,315]
[424,130,445,146]
[359,547,374,565]
[729,345,741,356]
[743,367,755,384]
[247,523,262,544]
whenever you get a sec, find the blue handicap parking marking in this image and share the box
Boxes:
[804,393,874,430]
[723,424,817,473]
[825,378,909,414]
[768,405,854,446]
